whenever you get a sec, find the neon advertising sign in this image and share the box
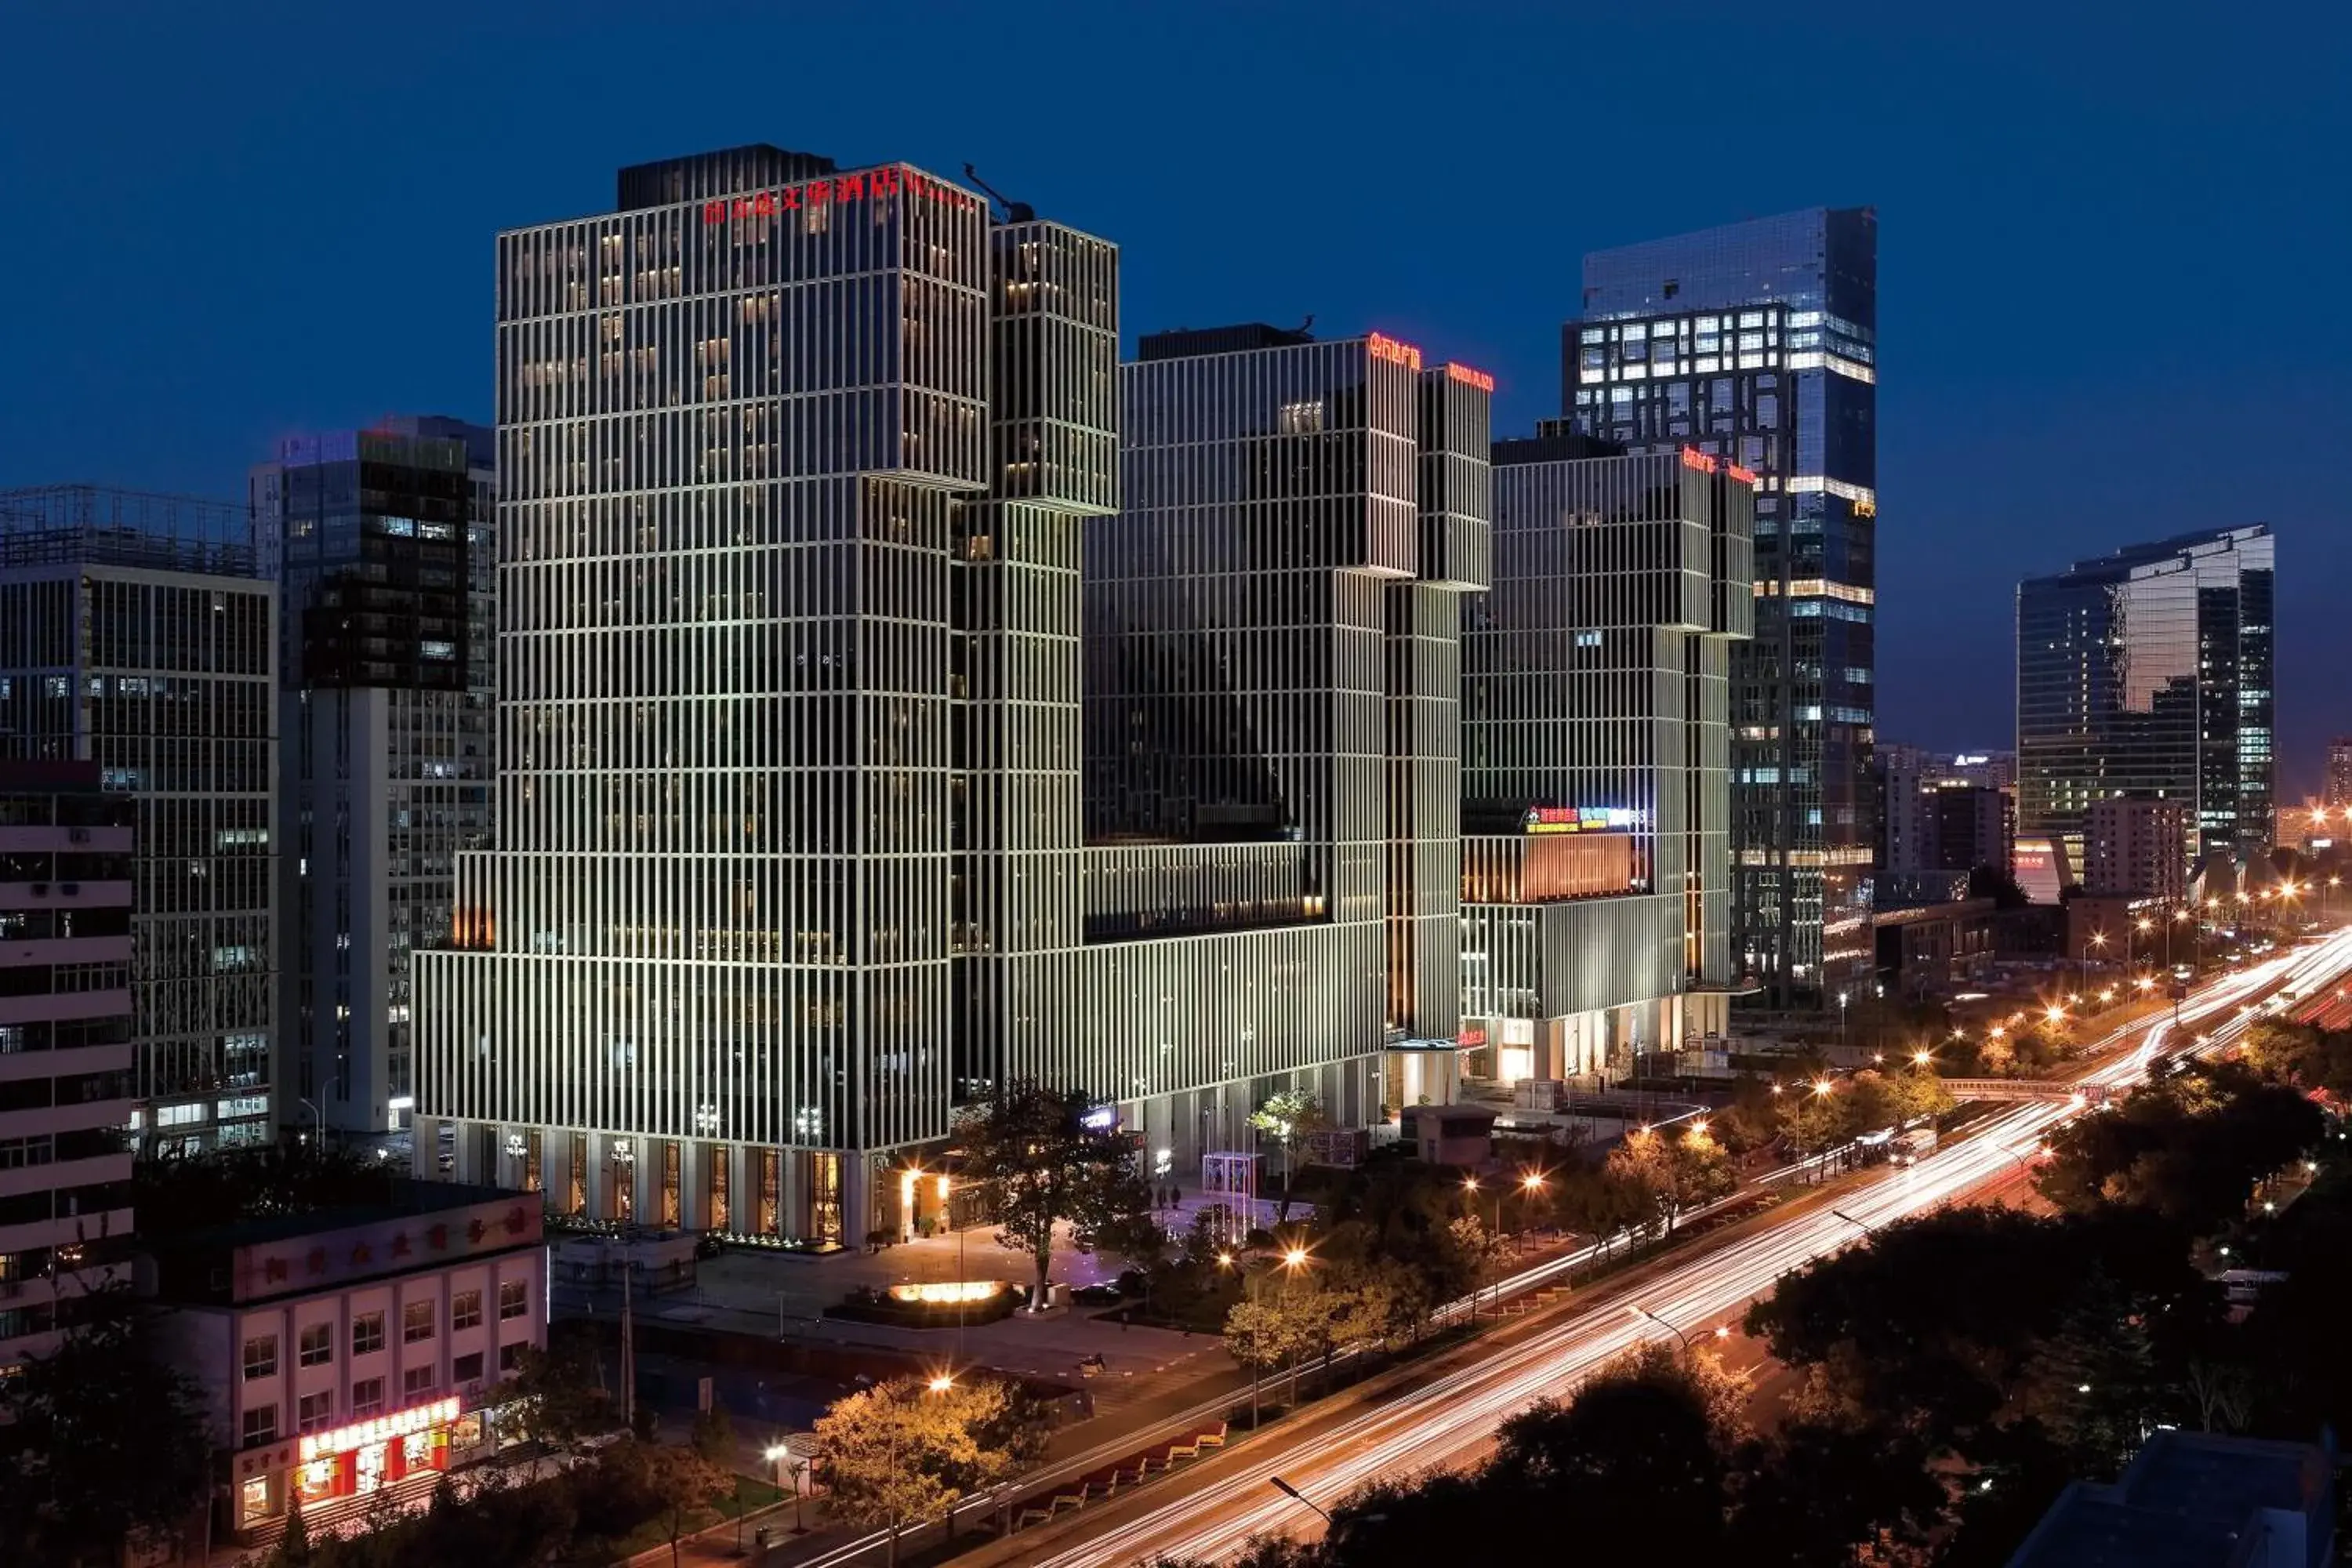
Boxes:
[1367,332,1424,372]
[1680,446,1758,486]
[702,164,979,227]
[1523,805,1646,836]
[298,1396,461,1463]
[1446,363,1496,394]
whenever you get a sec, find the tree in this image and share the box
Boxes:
[270,1497,314,1566]
[2035,1060,2323,1233]
[495,1336,610,1475]
[952,1080,1155,1307]
[1248,1089,1331,1212]
[691,1404,747,1554]
[648,1441,734,1568]
[813,1375,1038,1563]
[0,1287,212,1566]
[1728,1417,1946,1566]
[1606,1123,1734,1235]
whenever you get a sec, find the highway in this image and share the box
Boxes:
[1016,930,2352,1567]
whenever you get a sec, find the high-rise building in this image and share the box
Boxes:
[0,760,136,1369]
[2327,739,2352,811]
[1566,208,1879,1004]
[0,488,278,1150]
[2085,797,2189,903]
[1875,744,2015,877]
[253,419,495,1140]
[2017,524,2274,868]
[1460,432,1752,1080]
[414,146,1490,1244]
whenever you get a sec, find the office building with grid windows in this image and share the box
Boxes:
[0,488,278,1151]
[1567,208,1878,1004]
[412,145,1494,1243]
[255,419,495,1141]
[0,760,136,1370]
[1460,432,1751,1083]
[2016,524,2274,870]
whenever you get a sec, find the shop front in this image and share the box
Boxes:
[233,1396,498,1539]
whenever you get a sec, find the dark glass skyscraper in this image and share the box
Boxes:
[254,418,495,1139]
[1567,208,1878,1003]
[2016,524,2274,870]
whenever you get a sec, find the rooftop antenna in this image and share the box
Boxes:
[1294,314,1315,336]
[961,163,1036,224]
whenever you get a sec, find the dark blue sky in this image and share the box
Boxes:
[5,3,2345,791]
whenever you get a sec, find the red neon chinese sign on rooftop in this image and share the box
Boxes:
[1367,332,1423,372]
[702,164,978,227]
[1680,446,1758,486]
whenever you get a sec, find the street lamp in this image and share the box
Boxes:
[1632,1304,1730,1358]
[1269,1475,1334,1525]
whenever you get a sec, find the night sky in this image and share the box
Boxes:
[4,3,2344,790]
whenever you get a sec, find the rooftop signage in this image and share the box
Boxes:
[1367,332,1424,372]
[702,164,978,227]
[1446,363,1496,394]
[1680,446,1758,486]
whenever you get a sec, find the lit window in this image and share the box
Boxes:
[403,1300,435,1343]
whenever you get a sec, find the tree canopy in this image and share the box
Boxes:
[952,1080,1157,1303]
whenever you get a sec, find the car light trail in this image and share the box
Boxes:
[1038,931,2352,1566]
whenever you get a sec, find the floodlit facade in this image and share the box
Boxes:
[1567,208,1879,1001]
[415,145,1492,1243]
[0,488,278,1150]
[0,761,136,1369]
[256,419,495,1139]
[2016,524,2274,868]
[1461,433,1751,1082]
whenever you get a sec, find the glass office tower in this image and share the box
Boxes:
[254,419,495,1139]
[1567,209,1878,1003]
[2016,524,2274,869]
[1461,432,1751,1083]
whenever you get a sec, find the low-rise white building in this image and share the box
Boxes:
[142,1180,545,1545]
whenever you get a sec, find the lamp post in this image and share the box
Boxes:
[2083,928,2107,998]
[1838,990,1849,1055]
[1461,1177,1502,1316]
[1632,1304,1730,1359]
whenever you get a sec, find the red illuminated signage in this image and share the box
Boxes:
[1682,446,1759,488]
[1457,1028,1488,1047]
[1367,332,1424,372]
[1446,363,1496,394]
[702,165,978,227]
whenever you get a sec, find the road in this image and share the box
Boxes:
[1002,931,2352,1567]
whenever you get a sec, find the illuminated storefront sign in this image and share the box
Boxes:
[1446,363,1496,393]
[299,1396,461,1463]
[1523,805,1644,836]
[702,164,978,227]
[1367,332,1423,372]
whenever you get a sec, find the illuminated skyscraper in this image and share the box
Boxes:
[2016,524,2274,869]
[1567,208,1878,1003]
[415,147,1488,1243]
[1460,431,1751,1082]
